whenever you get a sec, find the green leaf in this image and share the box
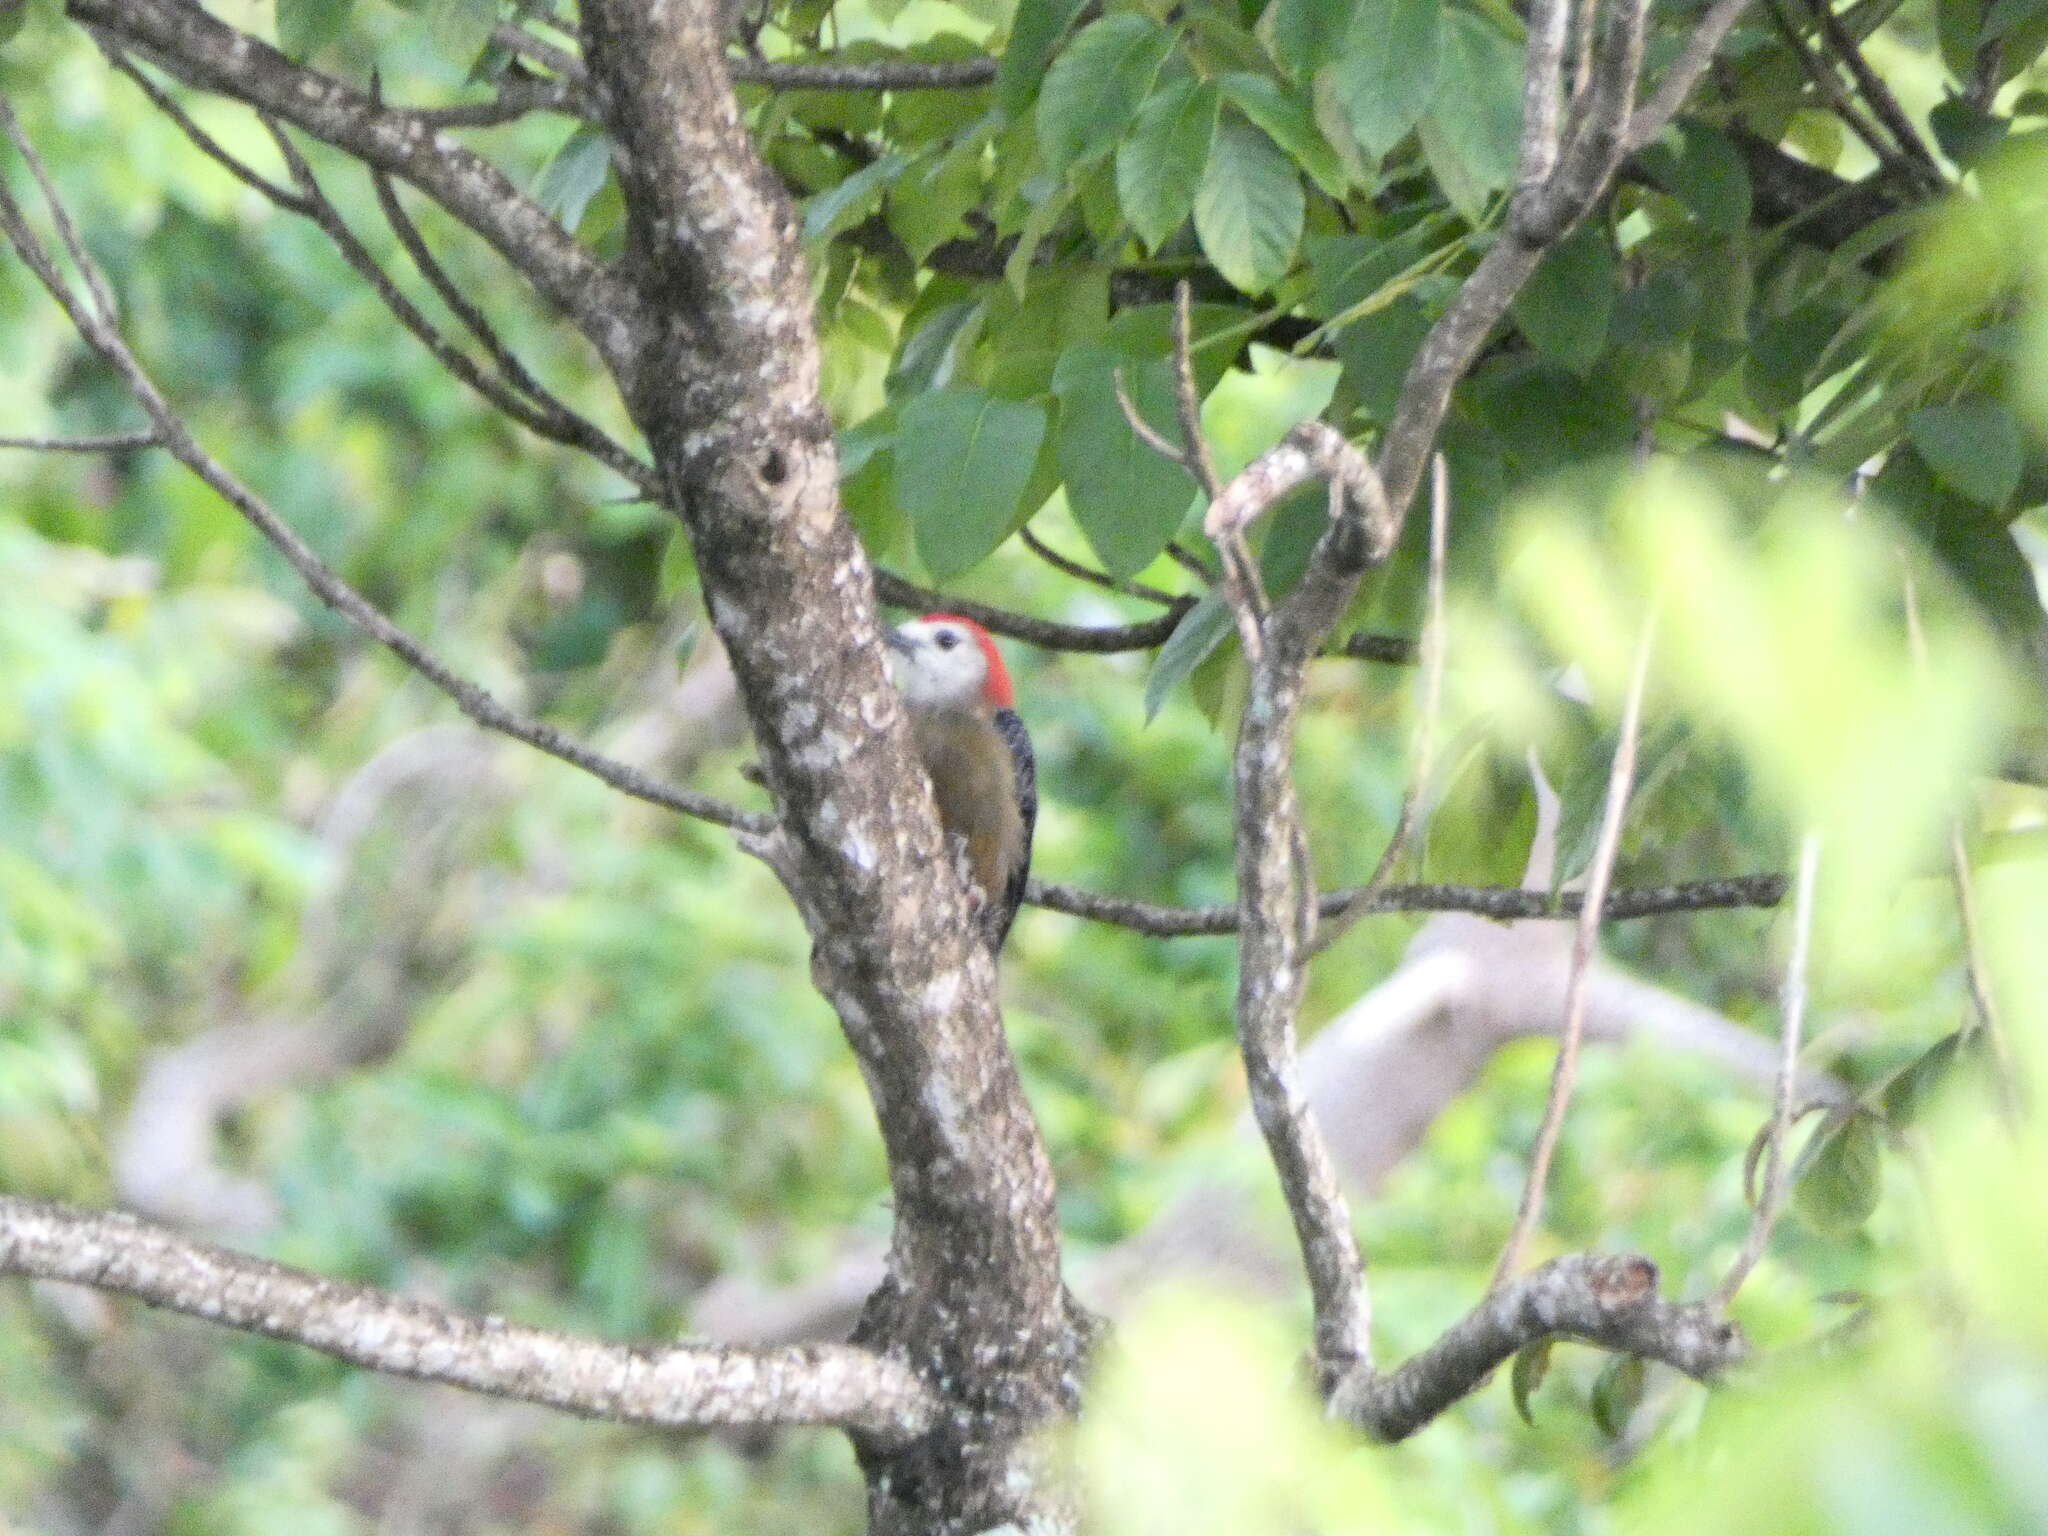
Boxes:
[1260,0,1360,78]
[803,152,910,246]
[1217,72,1351,197]
[1638,120,1754,236]
[1417,12,1524,220]
[895,388,1048,580]
[1195,118,1304,295]
[1335,298,1434,421]
[534,127,615,233]
[1510,1337,1554,1426]
[1325,0,1442,160]
[1145,590,1234,720]
[888,138,986,261]
[1745,301,1846,417]
[1986,0,2048,36]
[1052,343,1200,577]
[1590,1355,1647,1440]
[996,0,1089,115]
[1036,14,1177,178]
[1795,1113,1884,1235]
[278,0,354,59]
[1879,1030,1965,1127]
[1117,78,1223,252]
[1512,223,1617,373]
[1908,401,2024,510]
[1875,448,2047,639]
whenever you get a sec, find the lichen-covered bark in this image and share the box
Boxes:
[576,3,1080,1527]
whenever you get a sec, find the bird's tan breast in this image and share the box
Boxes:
[910,710,1023,905]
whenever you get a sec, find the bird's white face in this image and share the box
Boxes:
[886,617,989,711]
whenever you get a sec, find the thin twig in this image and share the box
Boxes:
[1018,526,1180,605]
[1026,871,1789,934]
[0,119,759,836]
[0,430,158,451]
[1167,540,1219,584]
[1312,454,1452,954]
[1714,832,1821,1306]
[101,47,312,211]
[260,118,659,497]
[1763,2,1923,192]
[1329,1253,1745,1441]
[873,568,1191,652]
[1900,563,2019,1110]
[1171,281,1223,502]
[368,164,628,475]
[1330,630,1420,665]
[0,104,117,321]
[1110,366,1192,466]
[1802,0,1943,191]
[1622,0,1758,155]
[1492,607,1658,1289]
[492,22,998,94]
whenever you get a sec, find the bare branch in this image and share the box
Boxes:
[365,164,654,489]
[1018,526,1181,605]
[1801,0,1943,189]
[413,76,590,128]
[1332,629,1420,664]
[0,429,157,451]
[492,23,999,94]
[1715,832,1821,1306]
[1171,281,1224,503]
[1026,872,1789,935]
[0,127,756,834]
[0,1196,940,1442]
[1202,423,1398,1383]
[1111,365,1194,467]
[1329,1253,1746,1441]
[1493,610,1657,1288]
[1623,0,1759,155]
[874,567,1192,652]
[252,117,658,496]
[70,0,643,368]
[1516,0,1572,194]
[734,55,998,91]
[99,45,313,211]
[1763,3,1927,194]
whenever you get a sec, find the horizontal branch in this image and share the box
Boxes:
[874,568,1191,653]
[732,55,997,91]
[0,1197,940,1443]
[0,429,157,451]
[1026,873,1788,936]
[1330,1253,1745,1442]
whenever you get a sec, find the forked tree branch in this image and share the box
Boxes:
[1330,1253,1746,1442]
[0,1197,941,1442]
[68,0,644,370]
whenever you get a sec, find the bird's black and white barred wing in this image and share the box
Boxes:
[992,706,1035,950]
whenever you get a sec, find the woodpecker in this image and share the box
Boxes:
[884,613,1036,953]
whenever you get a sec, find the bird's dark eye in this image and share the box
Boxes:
[936,630,960,650]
